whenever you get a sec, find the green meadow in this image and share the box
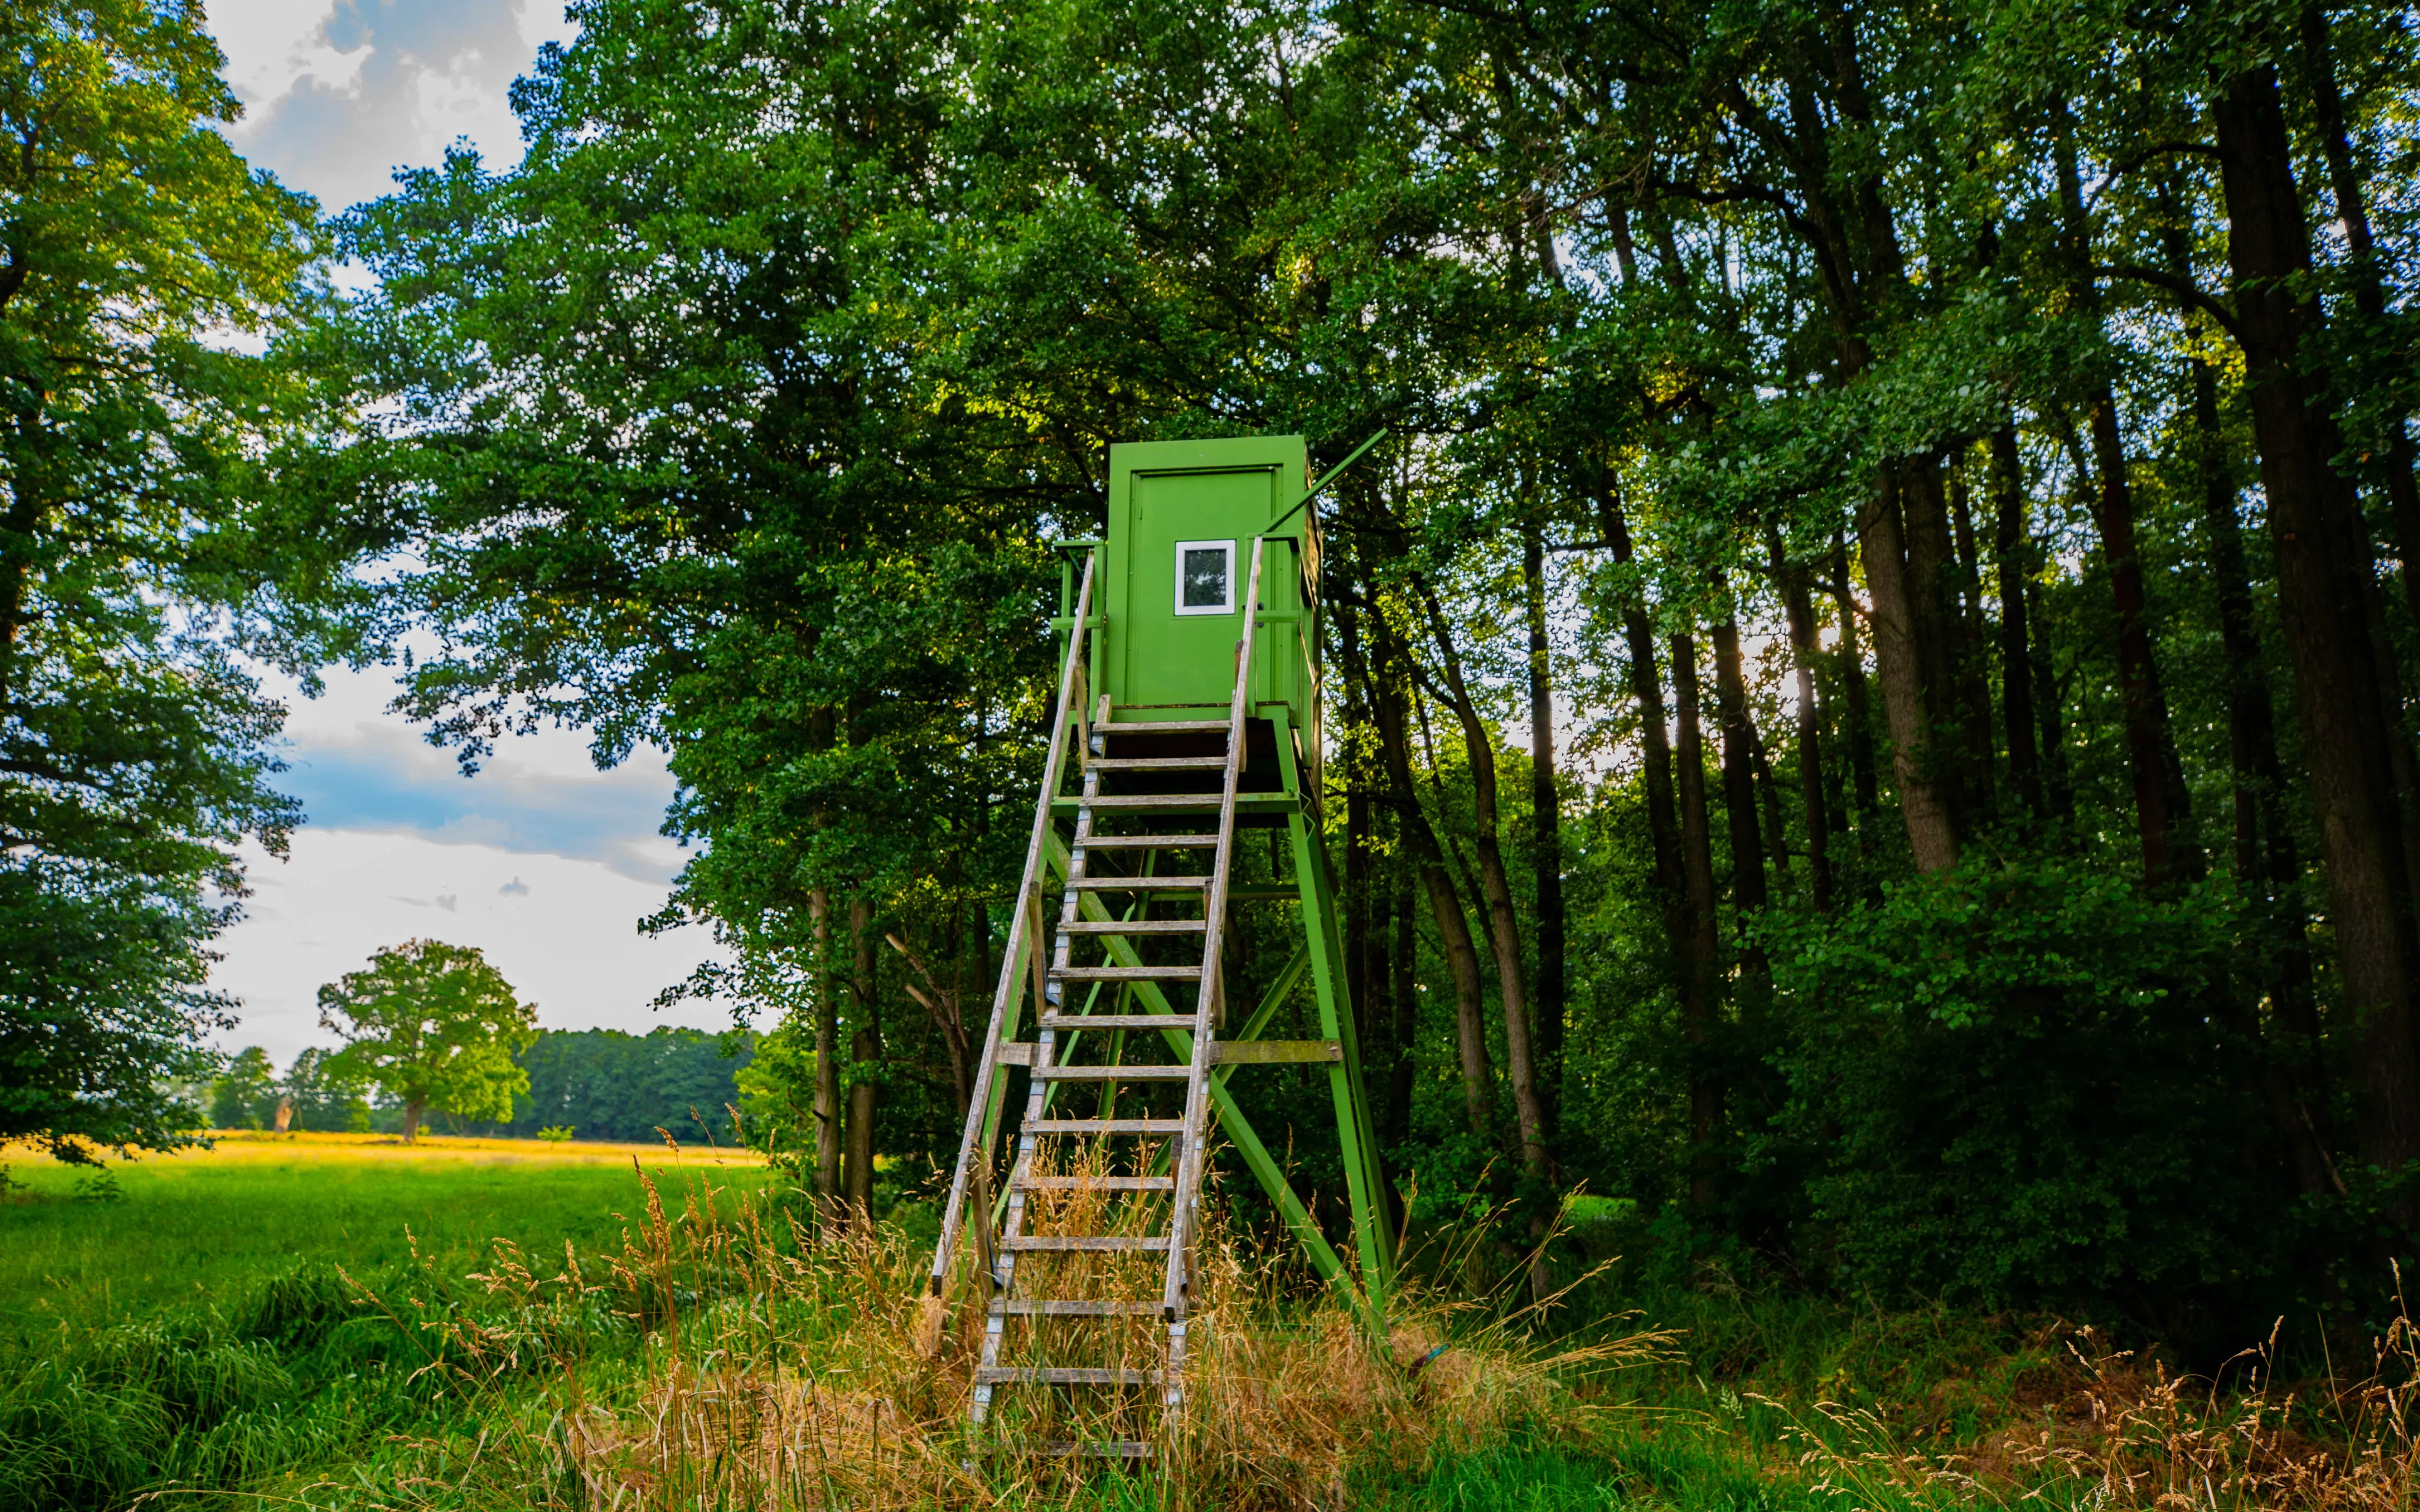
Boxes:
[4,1134,2405,1511]
[0,1133,763,1344]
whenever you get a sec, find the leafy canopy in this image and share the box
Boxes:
[0,0,347,1160]
[320,941,539,1140]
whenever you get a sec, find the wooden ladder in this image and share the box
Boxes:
[925,541,1268,1459]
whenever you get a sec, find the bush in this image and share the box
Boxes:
[1756,859,2289,1316]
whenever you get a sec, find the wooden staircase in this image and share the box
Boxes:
[924,542,1279,1459]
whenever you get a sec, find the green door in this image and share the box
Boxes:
[1118,466,1281,709]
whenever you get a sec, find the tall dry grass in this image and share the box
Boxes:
[1754,1303,2420,1510]
[348,1163,1673,1510]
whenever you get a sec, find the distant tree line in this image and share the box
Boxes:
[205,1027,752,1145]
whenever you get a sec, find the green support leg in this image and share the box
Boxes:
[1044,833,1356,1292]
[1270,707,1397,1299]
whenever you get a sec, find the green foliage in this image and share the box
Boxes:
[318,941,539,1143]
[495,1027,751,1145]
[0,0,354,1164]
[1757,862,2276,1309]
[277,1046,371,1133]
[209,1048,277,1131]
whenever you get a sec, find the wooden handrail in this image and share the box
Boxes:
[927,548,1097,1295]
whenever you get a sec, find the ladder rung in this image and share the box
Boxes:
[1019,1175,1177,1191]
[1081,795,1224,811]
[1060,919,1207,935]
[1039,1014,1201,1031]
[1003,1234,1171,1252]
[994,1298,1165,1316]
[1051,965,1203,982]
[1105,719,1230,733]
[1088,755,1227,770]
[1030,1063,1189,1080]
[1065,874,1209,890]
[1075,833,1220,849]
[976,1366,1164,1386]
[1023,1118,1186,1134]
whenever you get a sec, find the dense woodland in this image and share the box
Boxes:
[12,0,2420,1341]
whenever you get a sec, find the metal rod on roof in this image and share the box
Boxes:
[1264,428,1387,537]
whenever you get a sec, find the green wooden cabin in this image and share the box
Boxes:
[1056,434,1324,803]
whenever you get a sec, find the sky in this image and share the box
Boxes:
[202,1,739,1066]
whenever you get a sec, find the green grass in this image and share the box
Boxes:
[0,1132,773,1346]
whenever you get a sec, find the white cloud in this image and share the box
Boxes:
[212,0,577,213]
[216,829,732,1068]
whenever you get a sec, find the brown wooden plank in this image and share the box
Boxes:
[993,1298,1163,1317]
[1002,1235,1171,1252]
[1038,1013,1201,1031]
[1031,1064,1189,1080]
[974,1366,1164,1386]
[1018,1175,1175,1191]
[1064,874,1208,889]
[1022,1118,1184,1134]
[1059,919,1207,934]
[1051,965,1203,982]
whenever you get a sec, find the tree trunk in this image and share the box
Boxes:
[844,901,878,1237]
[1416,581,1548,1180]
[809,887,842,1231]
[1346,754,1376,1048]
[402,1096,425,1145]
[1858,467,1961,871]
[1946,456,1997,812]
[2089,387,2200,885]
[1710,597,1769,914]
[1829,541,1881,822]
[1523,526,1566,1139]
[1389,843,1419,1148]
[1989,428,2043,822]
[1771,535,1835,911]
[2300,1,2420,634]
[1371,617,1494,1137]
[1673,631,1724,1216]
[1598,489,1686,903]
[2213,62,2420,1179]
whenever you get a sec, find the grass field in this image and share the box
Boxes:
[0,1131,774,1343]
[1,1136,2411,1510]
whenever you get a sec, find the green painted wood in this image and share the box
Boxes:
[1099,435,1316,724]
[1271,704,1397,1295]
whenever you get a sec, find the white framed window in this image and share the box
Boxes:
[1173,539,1236,615]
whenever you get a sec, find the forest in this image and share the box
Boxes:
[11,0,2420,1359]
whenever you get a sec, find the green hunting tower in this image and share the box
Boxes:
[923,433,1391,1460]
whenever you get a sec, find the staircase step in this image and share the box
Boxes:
[1088,756,1228,770]
[1059,919,1206,935]
[1074,833,1220,850]
[1023,1118,1186,1134]
[993,1298,1164,1316]
[1038,1014,1202,1031]
[1030,1063,1189,1080]
[1081,795,1226,811]
[1050,965,1204,982]
[1018,1174,1177,1192]
[975,1366,1164,1386]
[1002,1234,1172,1252]
[1104,719,1230,733]
[1064,874,1208,890]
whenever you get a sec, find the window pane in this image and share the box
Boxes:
[1182,546,1228,609]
